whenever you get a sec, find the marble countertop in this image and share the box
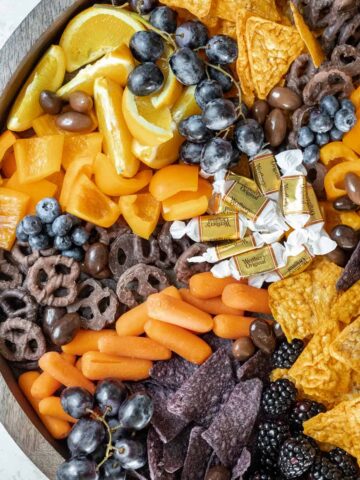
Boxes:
[0,5,48,479]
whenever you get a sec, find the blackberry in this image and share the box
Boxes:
[261,379,297,417]
[278,437,316,478]
[327,448,360,479]
[309,455,342,480]
[290,400,326,432]
[272,339,304,369]
[256,420,290,471]
[248,472,275,480]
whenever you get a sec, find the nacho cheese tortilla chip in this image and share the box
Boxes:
[160,0,211,19]
[246,16,304,99]
[330,316,360,373]
[331,281,360,325]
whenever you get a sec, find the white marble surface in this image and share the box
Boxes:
[0,4,48,479]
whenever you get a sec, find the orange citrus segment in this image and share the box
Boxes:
[151,47,182,110]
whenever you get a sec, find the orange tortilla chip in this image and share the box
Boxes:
[270,368,290,381]
[218,21,237,39]
[290,3,325,68]
[304,398,360,464]
[160,0,211,19]
[246,16,304,99]
[330,317,360,373]
[331,281,360,325]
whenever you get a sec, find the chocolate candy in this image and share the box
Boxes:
[326,246,348,267]
[42,307,67,338]
[333,195,359,211]
[56,111,93,132]
[345,172,360,206]
[232,337,256,362]
[84,242,109,276]
[265,108,287,147]
[267,86,302,111]
[330,224,359,251]
[39,90,63,115]
[51,312,81,346]
[251,100,269,125]
[205,466,231,480]
[273,322,285,340]
[69,91,94,113]
[250,319,276,354]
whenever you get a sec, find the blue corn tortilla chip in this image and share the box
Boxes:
[201,332,233,354]
[235,350,271,382]
[163,426,192,473]
[181,427,213,480]
[167,348,235,427]
[147,427,174,480]
[202,379,263,467]
[231,448,251,479]
[150,355,198,390]
[204,452,222,478]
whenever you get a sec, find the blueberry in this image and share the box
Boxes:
[54,235,72,251]
[200,138,233,174]
[195,79,223,110]
[22,215,42,235]
[334,108,356,132]
[61,387,94,419]
[71,226,90,246]
[178,115,213,143]
[234,119,264,157]
[36,197,61,223]
[303,144,320,167]
[45,223,56,237]
[205,35,238,65]
[149,6,177,33]
[169,48,205,86]
[52,214,73,236]
[320,95,340,117]
[330,127,344,141]
[28,233,50,250]
[101,458,126,480]
[113,439,147,470]
[129,0,157,15]
[308,109,333,133]
[16,221,29,242]
[127,63,164,96]
[57,457,98,480]
[130,31,164,63]
[208,65,233,92]
[179,141,204,164]
[316,132,330,147]
[95,379,128,417]
[62,247,84,262]
[175,21,208,49]
[67,418,106,456]
[202,98,237,131]
[118,393,153,430]
[297,126,315,148]
[340,98,355,112]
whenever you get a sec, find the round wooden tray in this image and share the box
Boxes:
[0,1,92,478]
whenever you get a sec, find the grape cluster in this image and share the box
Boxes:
[16,198,89,261]
[57,379,153,480]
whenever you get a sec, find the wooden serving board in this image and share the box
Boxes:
[0,1,89,478]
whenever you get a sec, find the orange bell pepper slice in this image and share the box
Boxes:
[343,120,360,155]
[62,133,103,170]
[59,157,93,208]
[324,161,360,200]
[1,150,17,178]
[0,187,30,250]
[0,131,17,164]
[320,141,358,168]
[350,86,360,110]
[66,173,120,228]
[119,193,161,239]
[94,153,152,196]
[149,164,199,201]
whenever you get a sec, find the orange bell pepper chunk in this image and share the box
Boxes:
[62,133,103,170]
[119,193,161,239]
[66,173,120,228]
[59,157,93,208]
[0,131,17,164]
[343,120,360,155]
[14,135,64,185]
[350,86,360,110]
[1,150,17,178]
[0,187,30,250]
[6,171,57,214]
[149,164,199,201]
[320,141,358,168]
[324,161,360,200]
[47,170,65,192]
[94,153,152,196]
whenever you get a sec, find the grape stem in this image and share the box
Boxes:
[129,11,177,49]
[204,60,243,109]
[87,408,116,470]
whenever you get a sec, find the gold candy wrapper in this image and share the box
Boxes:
[170,213,247,242]
[250,150,281,198]
[189,234,261,263]
[306,184,324,226]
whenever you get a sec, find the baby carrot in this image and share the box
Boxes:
[222,284,271,314]
[147,293,213,333]
[62,329,118,355]
[31,353,76,399]
[144,319,212,365]
[98,335,172,360]
[213,314,254,339]
[39,396,77,423]
[116,286,180,337]
[189,272,244,299]
[179,288,244,316]
[39,351,95,394]
[19,371,71,439]
[81,351,152,381]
